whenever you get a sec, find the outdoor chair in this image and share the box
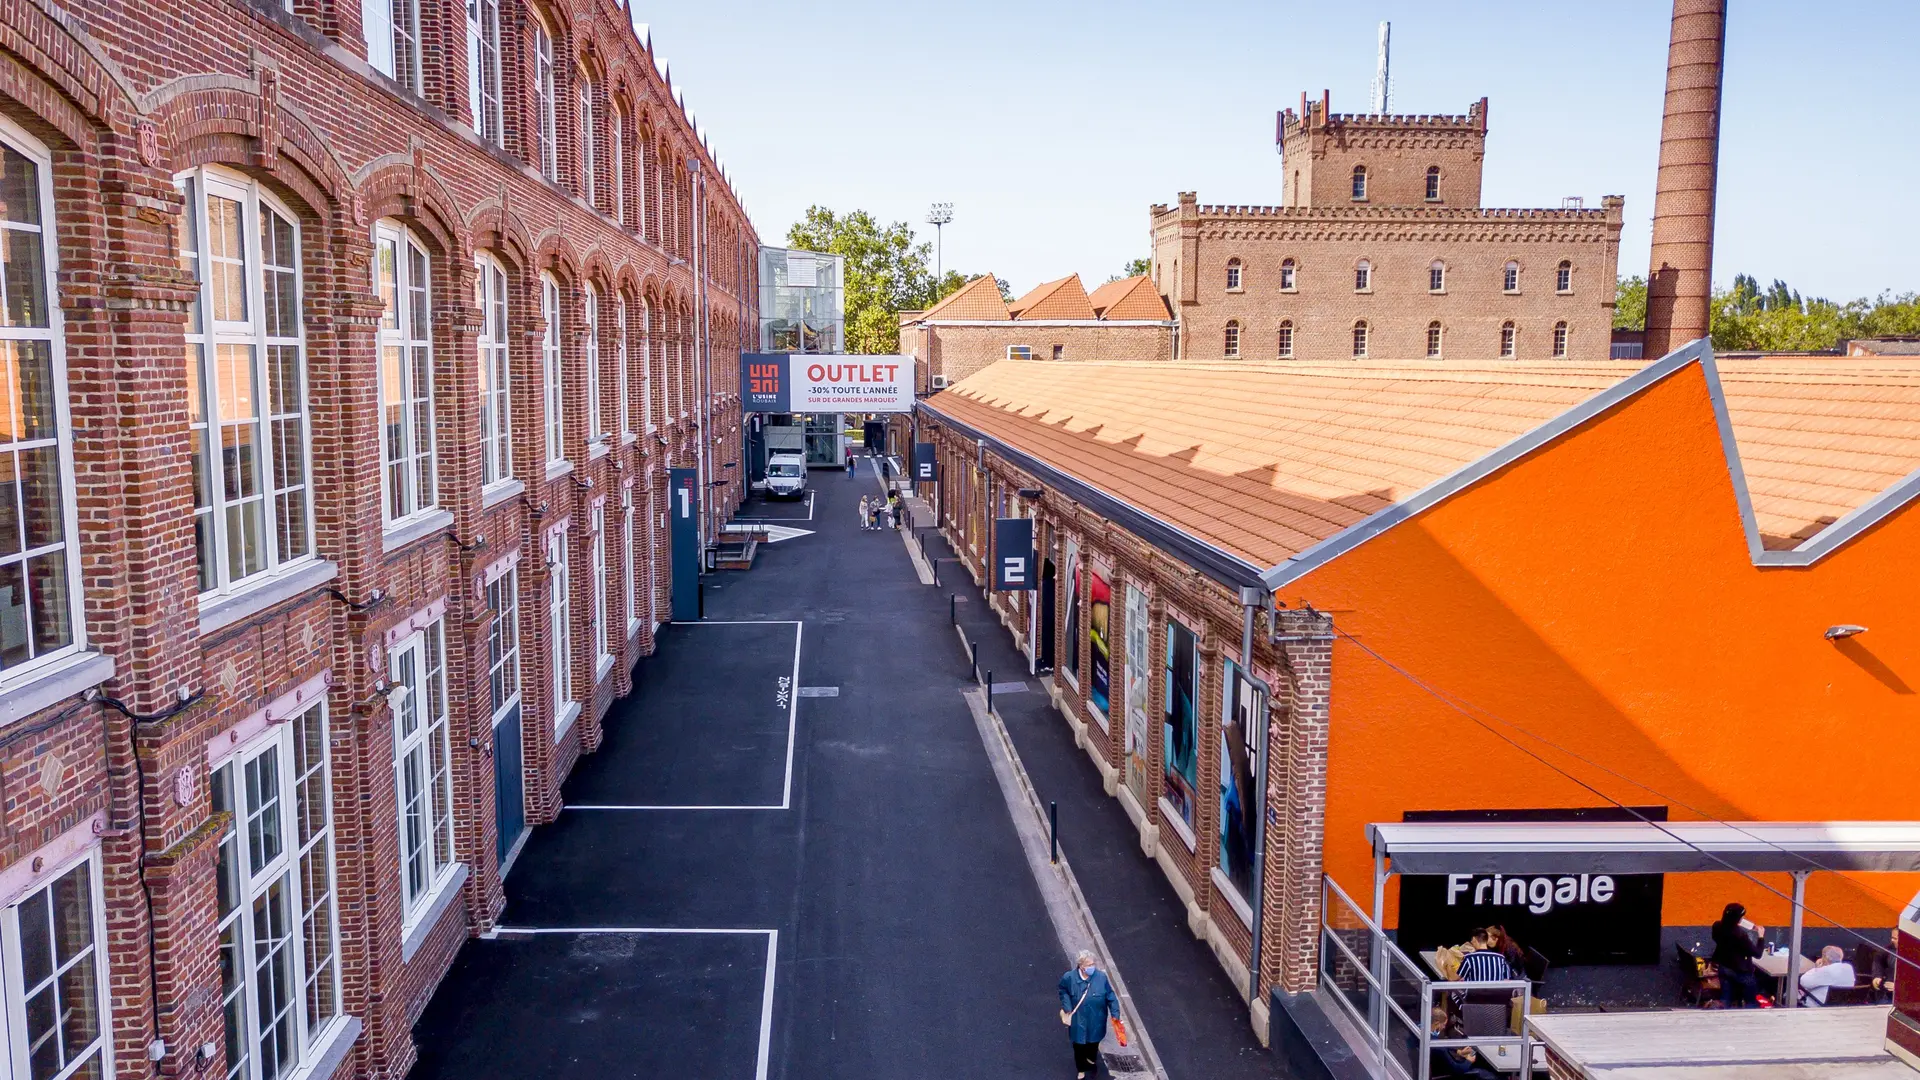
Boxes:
[1522,946,1551,989]
[1677,942,1720,1007]
[1817,985,1875,1007]
[1459,1001,1511,1037]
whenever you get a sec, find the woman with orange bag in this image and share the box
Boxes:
[1057,950,1121,1078]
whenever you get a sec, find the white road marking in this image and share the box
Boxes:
[761,525,814,543]
[756,928,779,1080]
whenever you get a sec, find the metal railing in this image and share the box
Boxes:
[1320,875,1537,1080]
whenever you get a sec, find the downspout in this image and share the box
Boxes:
[1239,585,1269,1011]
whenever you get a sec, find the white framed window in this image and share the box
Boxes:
[1425,165,1441,201]
[548,527,573,728]
[1,850,112,1080]
[1556,260,1573,293]
[475,253,512,486]
[1500,321,1517,358]
[486,569,520,719]
[375,221,437,526]
[390,621,455,920]
[1277,321,1294,359]
[532,18,559,182]
[612,108,626,225]
[1426,321,1443,358]
[1503,261,1520,293]
[1223,320,1240,358]
[640,298,653,432]
[363,0,421,91]
[1350,165,1367,200]
[1224,258,1241,291]
[577,80,596,205]
[617,297,630,436]
[621,487,636,630]
[1553,321,1569,358]
[465,0,503,144]
[1006,345,1033,361]
[591,503,608,666]
[1352,321,1369,358]
[178,166,315,597]
[541,275,564,463]
[1429,261,1446,293]
[1279,258,1296,291]
[584,284,602,444]
[1354,259,1371,292]
[212,703,342,1080]
[0,124,83,682]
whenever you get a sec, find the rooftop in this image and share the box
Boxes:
[908,273,1168,323]
[1531,1005,1909,1080]
[1007,274,1095,320]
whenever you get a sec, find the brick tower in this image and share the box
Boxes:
[1643,0,1728,358]
[1278,92,1489,209]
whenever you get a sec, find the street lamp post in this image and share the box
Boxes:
[926,202,953,286]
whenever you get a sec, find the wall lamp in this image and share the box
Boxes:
[1824,624,1868,640]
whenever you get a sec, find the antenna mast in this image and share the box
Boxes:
[1371,21,1391,114]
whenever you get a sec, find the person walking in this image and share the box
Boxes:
[857,494,871,531]
[1058,950,1119,1079]
[845,449,856,477]
[888,490,904,531]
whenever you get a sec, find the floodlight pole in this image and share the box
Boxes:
[926,202,954,286]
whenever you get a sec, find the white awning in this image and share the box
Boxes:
[1365,821,1920,875]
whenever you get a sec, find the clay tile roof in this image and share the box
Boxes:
[1715,359,1920,548]
[1007,274,1096,320]
[1088,275,1171,321]
[926,360,1636,567]
[916,274,1010,321]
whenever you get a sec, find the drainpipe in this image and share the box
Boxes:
[1240,584,1270,1011]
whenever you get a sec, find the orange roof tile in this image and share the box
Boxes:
[1088,276,1171,321]
[917,274,1010,321]
[1007,274,1096,320]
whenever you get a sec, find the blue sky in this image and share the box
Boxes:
[649,1,1917,300]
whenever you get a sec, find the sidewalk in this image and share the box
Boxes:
[914,526,1309,1079]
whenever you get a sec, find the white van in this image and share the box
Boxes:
[766,451,808,498]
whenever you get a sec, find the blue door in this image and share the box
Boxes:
[493,703,526,868]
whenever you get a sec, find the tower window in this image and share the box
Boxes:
[1429,261,1446,293]
[1425,166,1441,201]
[1351,165,1368,201]
[1279,258,1296,291]
[1503,261,1520,293]
[1352,321,1369,358]
[1277,321,1294,359]
[1500,321,1516,358]
[1552,321,1569,358]
[1354,259,1371,292]
[1556,260,1573,293]
[1225,258,1242,291]
[1224,320,1241,358]
[1427,321,1443,358]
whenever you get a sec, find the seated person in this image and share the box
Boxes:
[1870,929,1899,1001]
[1711,903,1766,1008]
[1456,928,1517,983]
[1799,945,1855,1006]
[1428,1006,1500,1079]
[1487,925,1528,975]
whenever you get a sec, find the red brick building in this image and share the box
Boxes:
[0,0,751,1075]
[897,273,1172,389]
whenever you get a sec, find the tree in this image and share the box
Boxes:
[1614,275,1646,330]
[1615,273,1920,350]
[1108,257,1151,283]
[785,206,938,354]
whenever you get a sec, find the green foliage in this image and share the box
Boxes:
[992,276,1013,302]
[1615,273,1920,351]
[1109,257,1151,283]
[784,207,1000,353]
[1614,275,1646,330]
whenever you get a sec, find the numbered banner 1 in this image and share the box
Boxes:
[993,517,1036,591]
[669,467,699,621]
[913,443,937,483]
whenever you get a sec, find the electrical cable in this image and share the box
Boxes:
[1333,627,1919,980]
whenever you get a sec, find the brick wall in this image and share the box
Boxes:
[0,0,753,1074]
[1278,99,1489,210]
[907,322,1173,387]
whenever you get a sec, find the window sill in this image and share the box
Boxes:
[0,650,115,730]
[1225,287,1244,294]
[400,862,468,963]
[1211,866,1254,930]
[546,459,575,482]
[382,508,454,555]
[199,560,339,635]
[589,441,611,461]
[290,1014,361,1080]
[627,617,641,638]
[596,653,614,682]
[555,700,581,743]
[622,433,638,447]
[482,479,526,509]
[1503,290,1521,297]
[1157,796,1198,852]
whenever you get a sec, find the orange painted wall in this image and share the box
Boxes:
[1286,362,1919,929]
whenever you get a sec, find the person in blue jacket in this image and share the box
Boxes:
[1058,950,1120,1078]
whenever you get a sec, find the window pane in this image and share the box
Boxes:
[1,147,43,225]
[18,882,52,989]
[245,749,283,875]
[251,877,296,1079]
[0,453,20,558]
[2,228,49,330]
[206,195,247,324]
[20,443,61,550]
[26,551,70,656]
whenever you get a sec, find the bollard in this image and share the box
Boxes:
[1049,801,1059,864]
[697,582,704,620]
[986,670,993,714]
[969,639,978,683]
[950,593,956,625]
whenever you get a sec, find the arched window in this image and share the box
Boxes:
[1429,261,1446,293]
[1225,258,1242,291]
[475,252,512,487]
[542,274,564,462]
[1556,260,1573,293]
[532,17,559,181]
[1224,320,1241,358]
[366,0,422,91]
[584,283,602,442]
[1500,321,1517,358]
[1426,321,1443,358]
[466,0,503,143]
[374,220,438,525]
[1425,165,1441,201]
[1352,321,1369,358]
[1277,321,1294,359]
[1552,321,1569,358]
[612,106,626,225]
[1503,261,1520,293]
[1351,165,1368,200]
[617,295,631,436]
[179,165,316,595]
[578,78,597,204]
[640,297,654,431]
[1354,259,1371,292]
[1279,258,1297,291]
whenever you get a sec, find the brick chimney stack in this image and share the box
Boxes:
[1643,0,1727,359]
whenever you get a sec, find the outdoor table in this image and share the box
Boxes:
[1753,951,1814,1000]
[1420,949,1448,979]
[1473,1039,1547,1074]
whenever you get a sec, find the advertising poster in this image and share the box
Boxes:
[1062,540,1082,686]
[739,353,915,413]
[1122,585,1151,802]
[1088,567,1112,726]
[1217,660,1261,902]
[1162,618,1199,831]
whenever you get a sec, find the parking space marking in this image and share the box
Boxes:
[486,926,779,1080]
[567,620,803,812]
[734,488,815,524]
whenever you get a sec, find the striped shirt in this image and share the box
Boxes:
[1455,948,1515,984]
